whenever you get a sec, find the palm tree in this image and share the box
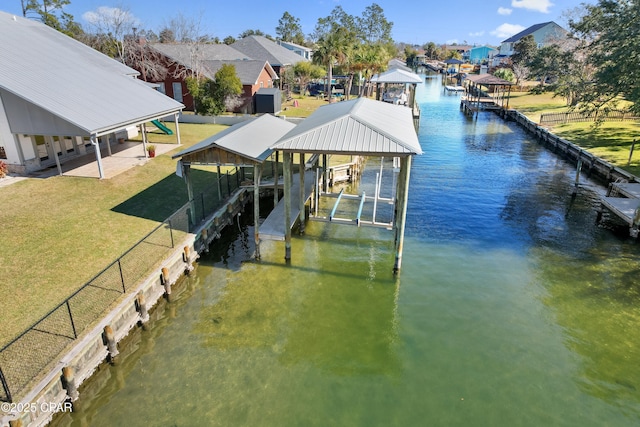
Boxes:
[352,43,390,97]
[313,27,350,102]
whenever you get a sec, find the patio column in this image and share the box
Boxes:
[174,113,182,145]
[283,152,292,261]
[393,155,412,274]
[141,123,148,158]
[90,135,105,179]
[254,163,262,259]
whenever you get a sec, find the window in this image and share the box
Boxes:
[172,82,183,103]
[260,81,264,88]
[157,83,166,94]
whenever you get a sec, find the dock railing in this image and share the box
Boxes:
[0,169,244,403]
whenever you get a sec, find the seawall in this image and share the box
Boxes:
[0,189,250,427]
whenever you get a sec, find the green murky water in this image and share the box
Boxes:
[54,76,640,427]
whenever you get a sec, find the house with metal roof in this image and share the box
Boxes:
[498,22,569,57]
[0,11,184,178]
[149,43,279,113]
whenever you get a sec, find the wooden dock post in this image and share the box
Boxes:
[628,139,636,165]
[393,156,412,274]
[254,163,262,259]
[573,159,582,195]
[284,152,292,260]
[273,151,279,207]
[299,153,306,234]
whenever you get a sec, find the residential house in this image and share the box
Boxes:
[149,43,278,113]
[277,40,313,60]
[441,44,472,61]
[498,21,569,58]
[0,11,183,177]
[231,36,308,87]
[469,46,497,64]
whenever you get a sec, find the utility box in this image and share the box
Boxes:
[255,88,282,114]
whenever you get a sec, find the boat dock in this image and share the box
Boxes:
[598,181,640,236]
[259,171,316,241]
[444,85,465,94]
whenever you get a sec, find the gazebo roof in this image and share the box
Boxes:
[172,114,295,165]
[444,58,464,65]
[371,68,423,84]
[272,98,422,156]
[465,74,514,86]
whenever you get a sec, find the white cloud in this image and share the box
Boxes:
[490,23,526,39]
[469,31,485,37]
[83,6,140,27]
[498,7,513,15]
[511,0,553,13]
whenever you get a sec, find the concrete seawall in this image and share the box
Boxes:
[505,110,638,184]
[1,189,250,427]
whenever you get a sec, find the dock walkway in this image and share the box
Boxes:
[599,181,640,235]
[259,171,316,241]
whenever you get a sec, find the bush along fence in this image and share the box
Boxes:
[539,109,639,126]
[0,168,249,409]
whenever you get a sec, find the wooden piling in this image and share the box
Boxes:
[62,366,79,401]
[393,156,412,274]
[299,153,306,234]
[103,325,118,359]
[284,152,292,260]
[161,267,171,296]
[254,163,262,260]
[136,291,149,323]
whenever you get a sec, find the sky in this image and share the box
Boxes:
[2,0,594,45]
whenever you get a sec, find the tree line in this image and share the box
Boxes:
[21,1,395,111]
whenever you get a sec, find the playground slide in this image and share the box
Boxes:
[151,119,173,135]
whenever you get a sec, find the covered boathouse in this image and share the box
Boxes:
[172,97,422,272]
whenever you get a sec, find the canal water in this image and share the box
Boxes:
[55,75,640,427]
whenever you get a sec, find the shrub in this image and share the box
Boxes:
[0,160,7,178]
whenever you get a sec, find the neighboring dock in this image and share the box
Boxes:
[444,85,465,94]
[598,181,640,236]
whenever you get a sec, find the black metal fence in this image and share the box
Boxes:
[540,110,639,126]
[0,168,245,403]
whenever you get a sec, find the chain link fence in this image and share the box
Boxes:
[540,110,639,126]
[0,168,245,402]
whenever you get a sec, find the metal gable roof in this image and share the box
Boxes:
[371,68,423,84]
[272,98,422,156]
[172,114,296,163]
[0,12,183,137]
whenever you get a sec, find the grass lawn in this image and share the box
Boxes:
[0,123,227,345]
[278,95,333,118]
[505,89,640,176]
[551,121,640,176]
[507,90,569,122]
